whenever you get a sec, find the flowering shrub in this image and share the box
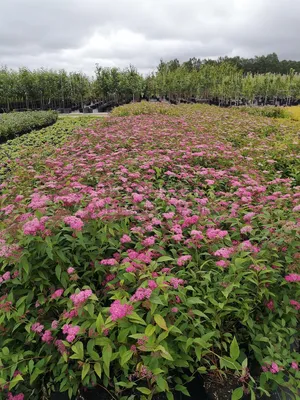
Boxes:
[0,104,299,399]
[0,111,57,142]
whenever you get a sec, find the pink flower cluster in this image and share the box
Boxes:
[130,287,153,302]
[0,271,11,284]
[142,236,156,246]
[109,300,133,321]
[120,234,131,243]
[177,255,192,266]
[70,289,93,306]
[170,277,185,289]
[23,217,49,235]
[41,330,53,344]
[262,362,280,374]
[31,322,44,333]
[51,288,64,299]
[62,324,80,342]
[290,300,300,310]
[148,280,158,289]
[214,247,234,258]
[285,274,300,282]
[63,216,84,231]
[206,228,228,240]
[100,258,117,266]
[8,393,24,400]
[132,193,144,203]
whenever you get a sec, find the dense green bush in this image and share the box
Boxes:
[0,104,299,400]
[0,111,58,142]
[238,106,289,119]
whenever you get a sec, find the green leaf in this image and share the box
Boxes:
[230,336,240,361]
[72,341,84,361]
[103,344,112,377]
[2,347,9,356]
[154,314,168,331]
[175,385,190,397]
[145,324,156,337]
[157,256,174,262]
[120,350,133,366]
[231,387,244,400]
[157,375,169,391]
[94,362,102,378]
[55,264,61,281]
[30,368,43,385]
[137,387,152,395]
[128,312,147,326]
[81,363,90,380]
[166,392,174,400]
[9,374,23,390]
[96,312,104,334]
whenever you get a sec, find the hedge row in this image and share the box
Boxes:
[0,111,58,142]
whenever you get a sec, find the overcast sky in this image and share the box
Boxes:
[1,0,300,75]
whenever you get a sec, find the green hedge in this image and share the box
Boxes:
[238,106,289,118]
[0,111,58,142]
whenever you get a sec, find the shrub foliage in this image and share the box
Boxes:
[0,104,299,400]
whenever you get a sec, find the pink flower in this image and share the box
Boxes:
[23,217,48,235]
[15,195,24,202]
[243,212,256,222]
[126,266,136,273]
[170,278,185,289]
[177,255,192,266]
[63,309,78,319]
[216,260,229,268]
[51,289,64,300]
[266,300,274,311]
[100,258,117,266]
[142,236,156,247]
[190,230,204,240]
[291,362,299,370]
[171,307,178,313]
[64,216,84,231]
[206,228,228,240]
[31,322,44,333]
[51,320,59,329]
[240,225,253,234]
[70,289,93,306]
[55,339,67,354]
[130,287,153,302]
[285,274,300,282]
[8,393,24,400]
[175,296,181,303]
[214,247,234,258]
[42,330,53,344]
[2,271,11,281]
[148,280,157,289]
[62,324,80,342]
[120,234,131,244]
[109,300,133,321]
[182,215,199,228]
[67,267,75,274]
[162,212,175,219]
[290,300,300,310]
[132,193,144,203]
[270,363,279,374]
[292,205,300,212]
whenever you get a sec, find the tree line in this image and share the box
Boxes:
[1,53,300,112]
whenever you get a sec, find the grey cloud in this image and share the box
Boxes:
[0,0,299,74]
